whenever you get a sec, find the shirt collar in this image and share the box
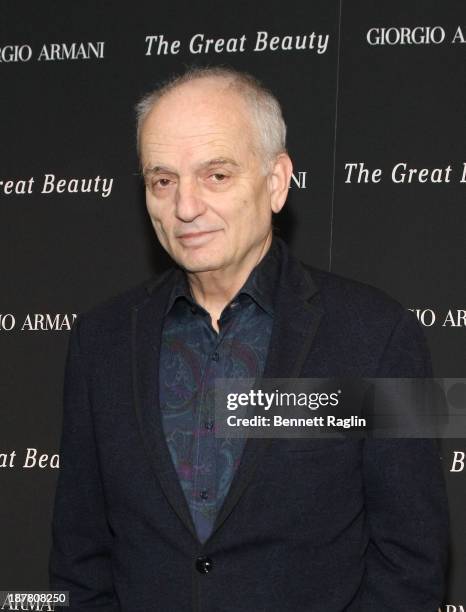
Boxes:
[164,235,281,317]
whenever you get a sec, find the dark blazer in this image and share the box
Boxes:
[49,238,449,611]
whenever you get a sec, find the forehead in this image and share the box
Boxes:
[140,79,257,167]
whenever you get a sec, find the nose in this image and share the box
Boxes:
[175,176,206,222]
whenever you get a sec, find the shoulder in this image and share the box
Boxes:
[298,263,430,375]
[73,268,174,338]
[276,237,422,343]
[301,262,423,347]
[304,264,404,321]
[277,237,407,332]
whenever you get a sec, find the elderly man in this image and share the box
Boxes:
[49,66,448,611]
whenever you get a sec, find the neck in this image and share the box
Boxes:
[186,232,272,330]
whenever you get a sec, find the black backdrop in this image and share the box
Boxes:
[1,1,465,607]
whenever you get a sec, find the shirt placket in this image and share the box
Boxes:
[191,318,226,541]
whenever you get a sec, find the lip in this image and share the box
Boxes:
[177,230,220,245]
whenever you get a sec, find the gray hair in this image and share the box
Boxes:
[135,65,287,171]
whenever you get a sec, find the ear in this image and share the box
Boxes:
[268,153,293,214]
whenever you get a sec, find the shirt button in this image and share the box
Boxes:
[200,489,209,500]
[204,421,214,430]
[196,556,213,574]
[211,352,219,361]
[230,301,239,309]
[190,305,197,314]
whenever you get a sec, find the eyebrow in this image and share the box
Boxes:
[198,157,240,170]
[142,164,176,177]
[142,157,240,177]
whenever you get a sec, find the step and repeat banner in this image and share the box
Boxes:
[1,0,464,607]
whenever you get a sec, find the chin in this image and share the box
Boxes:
[171,243,224,272]
[179,253,225,273]
[183,261,224,274]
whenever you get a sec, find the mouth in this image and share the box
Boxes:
[176,230,221,245]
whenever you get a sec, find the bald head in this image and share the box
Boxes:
[135,66,287,172]
[139,77,261,176]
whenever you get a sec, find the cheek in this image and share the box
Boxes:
[239,180,270,218]
[236,194,270,228]
[145,192,156,216]
[146,196,167,225]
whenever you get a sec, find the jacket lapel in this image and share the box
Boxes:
[130,242,324,547]
[131,269,198,542]
[209,245,324,543]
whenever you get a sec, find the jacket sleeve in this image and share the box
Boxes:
[361,310,449,611]
[49,315,119,611]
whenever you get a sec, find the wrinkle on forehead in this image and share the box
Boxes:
[144,116,247,146]
[140,81,257,167]
[144,135,246,169]
[144,130,233,151]
[142,121,254,172]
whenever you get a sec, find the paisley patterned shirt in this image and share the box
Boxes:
[159,240,280,543]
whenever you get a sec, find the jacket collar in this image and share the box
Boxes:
[146,235,300,320]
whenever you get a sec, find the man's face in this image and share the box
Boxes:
[139,78,285,274]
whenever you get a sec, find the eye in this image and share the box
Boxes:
[210,173,227,183]
[155,178,172,188]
